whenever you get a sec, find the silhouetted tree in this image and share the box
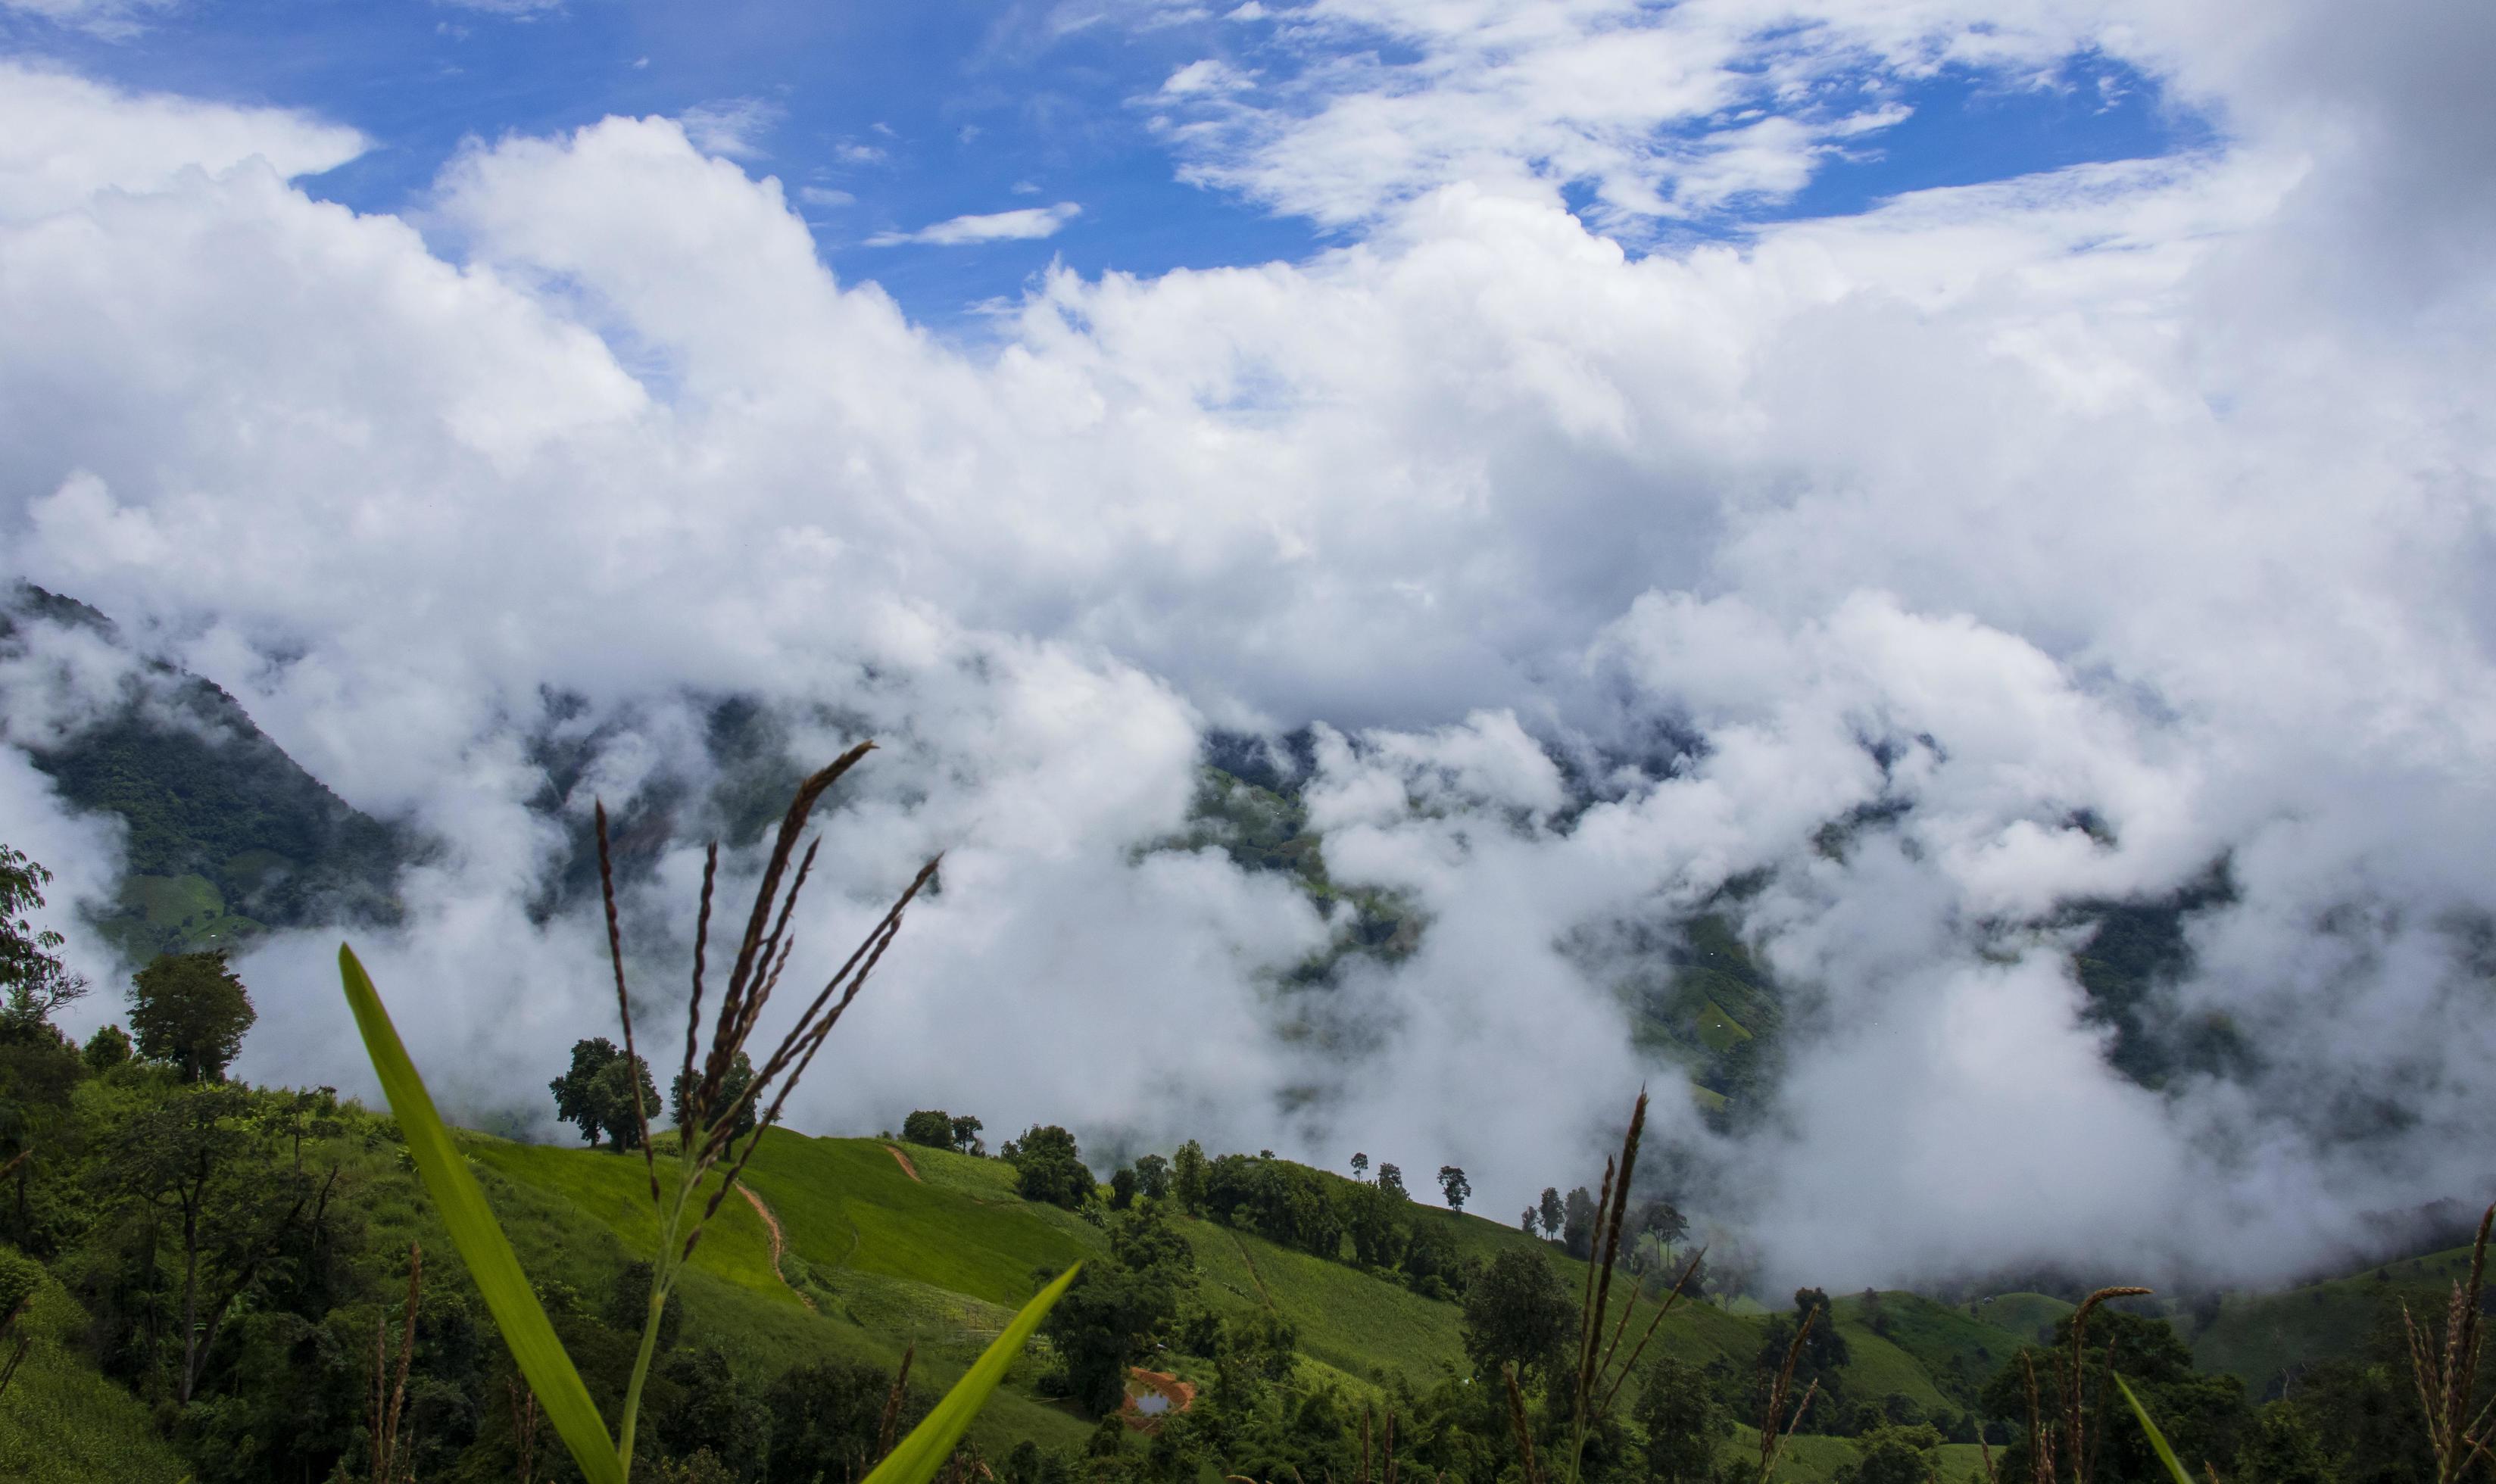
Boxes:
[671,1051,755,1139]
[1562,1184,1599,1259]
[1437,1164,1470,1211]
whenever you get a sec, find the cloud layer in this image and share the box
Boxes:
[3,0,2494,1293]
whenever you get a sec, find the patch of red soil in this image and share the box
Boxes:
[885,1144,922,1182]
[1120,1368,1197,1433]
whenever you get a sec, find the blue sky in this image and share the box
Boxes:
[3,0,2207,326]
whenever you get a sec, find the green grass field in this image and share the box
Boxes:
[0,1270,191,1484]
[1966,1292,2075,1345]
[1830,1292,2036,1406]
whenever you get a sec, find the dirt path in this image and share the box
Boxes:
[885,1144,922,1182]
[1228,1231,1275,1311]
[739,1184,816,1312]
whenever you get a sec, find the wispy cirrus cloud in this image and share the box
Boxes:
[866,200,1081,246]
[0,0,180,40]
[677,96,785,161]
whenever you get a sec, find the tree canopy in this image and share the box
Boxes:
[126,950,255,1083]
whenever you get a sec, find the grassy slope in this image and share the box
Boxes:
[0,1273,190,1484]
[480,1130,1098,1454]
[1967,1293,2076,1345]
[2192,1245,2475,1395]
[1831,1292,2036,1406]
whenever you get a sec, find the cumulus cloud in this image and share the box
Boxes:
[3,2,2495,1292]
[867,201,1083,246]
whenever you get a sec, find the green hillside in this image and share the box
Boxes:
[2192,1246,2476,1396]
[0,1268,190,1483]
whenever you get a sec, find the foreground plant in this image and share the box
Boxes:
[1502,1089,1707,1484]
[339,744,1077,1484]
[2402,1202,2494,1484]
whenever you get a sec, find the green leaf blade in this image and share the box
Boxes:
[865,1263,1084,1484]
[2114,1373,2198,1484]
[339,944,626,1484]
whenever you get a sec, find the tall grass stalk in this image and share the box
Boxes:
[339,746,1077,1483]
[1499,1090,1705,1484]
[2401,1202,2495,1484]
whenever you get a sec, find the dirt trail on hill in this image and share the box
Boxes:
[885,1145,922,1181]
[1228,1232,1275,1311]
[739,1185,816,1312]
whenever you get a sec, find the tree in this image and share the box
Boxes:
[1562,1185,1599,1259]
[901,1109,954,1149]
[1755,1288,1852,1427]
[765,1357,926,1484]
[1377,1161,1406,1197]
[1437,1164,1470,1211]
[1635,1357,1729,1484]
[589,1053,660,1153]
[1340,1178,1408,1269]
[1006,1124,1092,1208]
[1133,1152,1170,1199]
[1522,1207,1537,1232]
[1538,1186,1565,1239]
[1834,1423,1944,1484]
[1977,1309,2247,1484]
[1462,1248,1574,1380]
[83,1022,131,1072]
[1109,1165,1137,1210]
[127,950,255,1083]
[0,845,86,1032]
[1637,1197,1689,1250]
[551,1037,622,1146]
[1350,1152,1368,1179]
[1044,1206,1187,1414]
[671,1050,755,1140]
[106,1085,332,1404]
[1172,1139,1209,1214]
[950,1114,984,1155]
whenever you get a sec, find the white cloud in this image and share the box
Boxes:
[3,0,2495,1290]
[866,201,1081,246]
[676,96,784,161]
[0,0,179,39]
[797,185,856,207]
[1131,0,2191,226]
[0,61,365,224]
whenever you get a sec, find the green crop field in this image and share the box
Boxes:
[0,1272,190,1484]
